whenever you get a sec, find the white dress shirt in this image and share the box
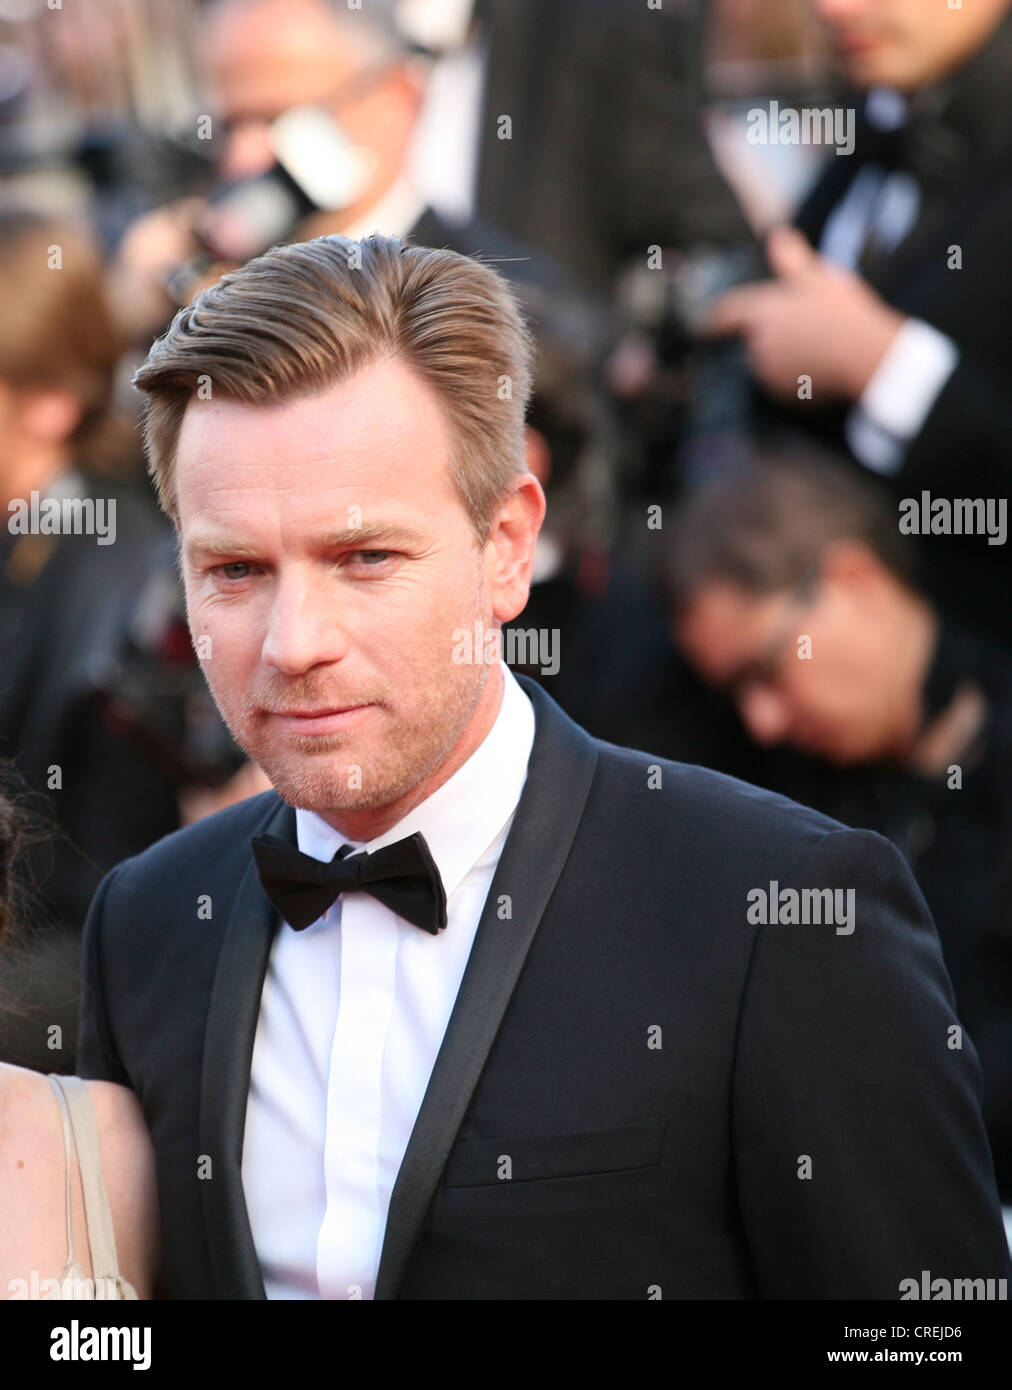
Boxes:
[408,34,486,226]
[241,664,535,1299]
[341,2,486,236]
[817,87,961,476]
[845,317,960,474]
[341,177,427,243]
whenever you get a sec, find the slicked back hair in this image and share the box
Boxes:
[134,234,534,542]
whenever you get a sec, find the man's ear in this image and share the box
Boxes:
[819,538,884,595]
[487,472,547,624]
[392,61,426,120]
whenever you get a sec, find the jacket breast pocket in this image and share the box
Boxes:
[441,1117,667,1188]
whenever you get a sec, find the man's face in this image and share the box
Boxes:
[176,357,527,828]
[208,0,416,197]
[813,0,1010,91]
[676,575,901,764]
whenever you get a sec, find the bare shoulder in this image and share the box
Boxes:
[0,1063,68,1296]
[86,1078,156,1197]
[0,1065,159,1299]
[85,1078,149,1145]
[85,1080,160,1297]
[0,1060,56,1150]
[0,1058,48,1098]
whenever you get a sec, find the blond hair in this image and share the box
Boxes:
[134,234,533,540]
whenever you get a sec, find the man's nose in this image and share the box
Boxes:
[261,575,348,675]
[220,120,277,182]
[813,0,867,25]
[738,685,793,746]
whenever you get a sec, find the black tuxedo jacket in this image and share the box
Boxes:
[77,677,1010,1298]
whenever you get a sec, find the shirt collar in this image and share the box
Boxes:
[341,177,428,242]
[296,663,535,899]
[866,86,908,132]
[397,0,477,51]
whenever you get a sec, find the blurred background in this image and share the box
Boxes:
[0,0,1009,1215]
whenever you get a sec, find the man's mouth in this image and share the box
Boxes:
[267,704,376,734]
[832,30,880,59]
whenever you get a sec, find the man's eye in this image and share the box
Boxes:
[218,562,252,580]
[352,550,392,566]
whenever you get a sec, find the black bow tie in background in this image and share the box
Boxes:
[251,831,448,934]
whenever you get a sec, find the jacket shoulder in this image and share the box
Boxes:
[109,789,285,888]
[590,736,850,850]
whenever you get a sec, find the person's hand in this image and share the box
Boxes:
[606,331,661,400]
[107,198,207,340]
[705,226,907,403]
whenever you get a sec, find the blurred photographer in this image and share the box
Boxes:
[705,0,1012,643]
[109,0,570,343]
[108,0,426,340]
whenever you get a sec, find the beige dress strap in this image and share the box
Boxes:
[48,1074,82,1276]
[47,1074,137,1298]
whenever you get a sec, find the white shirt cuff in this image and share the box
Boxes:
[846,318,959,475]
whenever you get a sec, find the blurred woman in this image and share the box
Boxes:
[0,776,159,1299]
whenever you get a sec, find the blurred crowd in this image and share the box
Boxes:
[0,0,1009,1200]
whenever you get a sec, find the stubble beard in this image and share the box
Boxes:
[243,655,491,816]
[201,625,493,820]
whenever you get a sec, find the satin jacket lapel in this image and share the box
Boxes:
[199,793,295,1299]
[374,677,599,1299]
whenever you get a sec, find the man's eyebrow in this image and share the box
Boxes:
[184,523,429,560]
[316,524,430,548]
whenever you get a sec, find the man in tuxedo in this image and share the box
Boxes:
[708,0,1012,642]
[77,235,1009,1299]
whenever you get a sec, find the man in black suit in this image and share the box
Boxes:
[708,0,1012,642]
[77,234,1009,1299]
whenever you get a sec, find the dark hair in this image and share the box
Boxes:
[0,791,17,952]
[0,765,51,958]
[662,448,916,613]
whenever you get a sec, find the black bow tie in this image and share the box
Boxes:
[251,831,448,934]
